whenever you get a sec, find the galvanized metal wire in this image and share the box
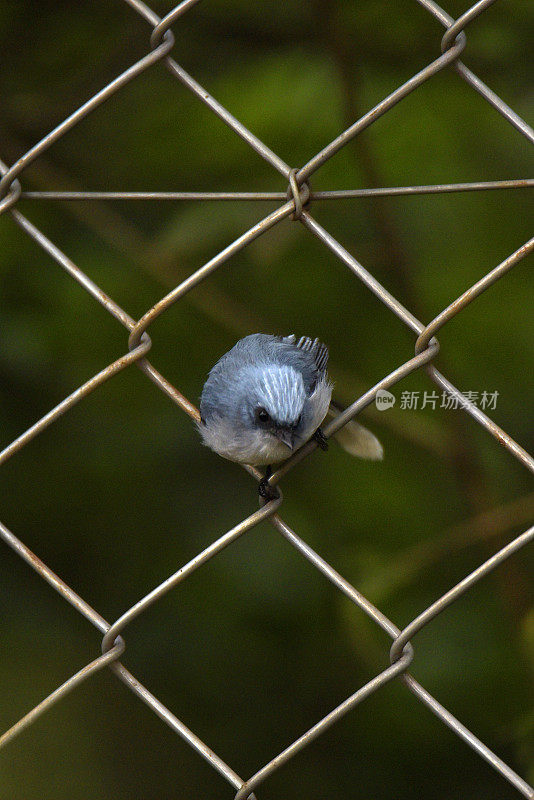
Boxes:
[1,0,533,797]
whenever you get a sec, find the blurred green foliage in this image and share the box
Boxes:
[0,1,533,798]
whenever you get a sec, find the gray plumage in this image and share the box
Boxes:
[198,333,383,466]
[199,334,332,465]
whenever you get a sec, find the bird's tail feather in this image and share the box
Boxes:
[326,405,384,461]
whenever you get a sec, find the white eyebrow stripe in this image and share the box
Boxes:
[257,365,306,423]
[263,366,278,409]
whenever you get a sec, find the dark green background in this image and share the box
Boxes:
[0,1,533,798]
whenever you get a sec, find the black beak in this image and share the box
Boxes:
[275,429,295,450]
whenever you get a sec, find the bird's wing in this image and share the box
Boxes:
[282,335,329,375]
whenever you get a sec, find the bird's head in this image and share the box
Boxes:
[241,364,308,452]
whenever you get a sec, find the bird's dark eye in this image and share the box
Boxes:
[255,407,270,424]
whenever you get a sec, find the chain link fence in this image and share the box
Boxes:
[1,0,533,797]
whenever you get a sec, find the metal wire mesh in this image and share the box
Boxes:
[1,0,533,797]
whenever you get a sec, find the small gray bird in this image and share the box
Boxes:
[198,334,383,473]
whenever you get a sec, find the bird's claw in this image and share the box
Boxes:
[258,477,280,501]
[313,427,329,451]
[258,465,279,501]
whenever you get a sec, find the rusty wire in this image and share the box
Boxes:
[1,0,533,797]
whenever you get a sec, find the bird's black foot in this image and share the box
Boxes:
[313,427,329,451]
[258,465,280,501]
